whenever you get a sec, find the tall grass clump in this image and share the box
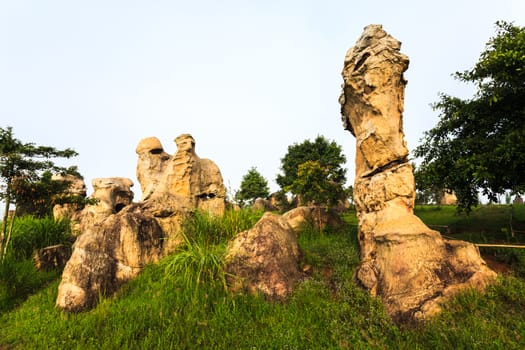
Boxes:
[0,215,71,311]
[8,215,72,260]
[161,208,264,295]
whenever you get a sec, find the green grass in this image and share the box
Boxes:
[0,215,71,312]
[1,207,525,349]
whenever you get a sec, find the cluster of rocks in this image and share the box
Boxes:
[49,24,497,324]
[55,134,334,311]
[55,134,227,311]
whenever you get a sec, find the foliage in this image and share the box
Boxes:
[234,167,270,205]
[276,135,347,207]
[414,22,525,212]
[161,208,263,293]
[0,216,71,311]
[0,126,77,259]
[10,169,85,217]
[6,215,72,260]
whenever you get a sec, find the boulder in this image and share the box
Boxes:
[34,244,71,271]
[440,191,458,205]
[339,24,496,322]
[56,203,164,312]
[224,212,302,299]
[252,198,268,211]
[282,206,342,234]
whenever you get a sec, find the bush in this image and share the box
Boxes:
[0,215,71,311]
[7,215,72,260]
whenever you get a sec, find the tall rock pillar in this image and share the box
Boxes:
[339,24,496,322]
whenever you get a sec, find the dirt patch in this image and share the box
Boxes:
[482,254,512,275]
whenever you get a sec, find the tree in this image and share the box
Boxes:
[11,168,85,217]
[0,126,78,260]
[414,21,525,212]
[235,167,270,205]
[276,135,347,207]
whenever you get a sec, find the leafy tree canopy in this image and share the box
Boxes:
[276,135,347,207]
[235,167,270,205]
[1,126,78,258]
[414,21,525,212]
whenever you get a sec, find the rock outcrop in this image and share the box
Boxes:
[339,24,496,322]
[135,137,171,201]
[52,174,87,219]
[56,203,164,312]
[57,134,227,312]
[34,244,71,271]
[138,134,227,251]
[282,206,342,234]
[224,213,303,299]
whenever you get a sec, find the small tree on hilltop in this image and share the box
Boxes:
[276,135,348,208]
[235,167,270,206]
[0,126,78,260]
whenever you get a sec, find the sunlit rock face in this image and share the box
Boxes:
[340,24,496,322]
[57,134,227,312]
[224,212,303,299]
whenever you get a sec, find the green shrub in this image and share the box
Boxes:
[0,215,71,311]
[7,215,72,260]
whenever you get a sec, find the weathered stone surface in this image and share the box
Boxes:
[282,206,342,234]
[140,134,227,251]
[135,137,171,201]
[252,198,268,211]
[340,24,495,322]
[34,244,71,271]
[52,174,87,220]
[56,204,164,312]
[224,212,302,299]
[77,177,134,233]
[147,134,226,213]
[440,191,458,205]
[57,134,227,312]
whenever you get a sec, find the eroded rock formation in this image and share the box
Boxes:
[56,204,164,312]
[339,24,496,322]
[138,134,227,250]
[224,212,302,299]
[57,134,227,312]
[282,206,342,234]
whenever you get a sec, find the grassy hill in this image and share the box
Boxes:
[1,206,525,349]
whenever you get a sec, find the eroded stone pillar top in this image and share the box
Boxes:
[136,137,164,155]
[175,134,196,153]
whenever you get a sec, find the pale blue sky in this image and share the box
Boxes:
[1,1,524,204]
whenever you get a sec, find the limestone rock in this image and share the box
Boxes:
[224,212,302,299]
[282,206,342,234]
[135,137,171,201]
[56,203,164,312]
[34,244,71,271]
[440,191,458,205]
[57,134,227,312]
[340,24,495,322]
[52,174,87,220]
[77,177,134,233]
[139,134,227,251]
[52,174,88,235]
[252,198,268,211]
